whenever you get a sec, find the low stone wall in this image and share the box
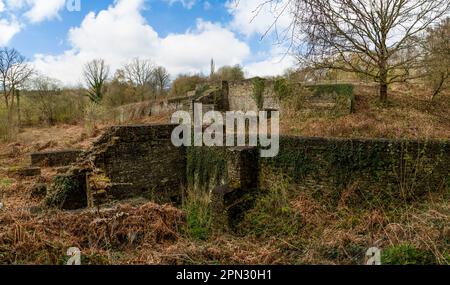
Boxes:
[31,150,83,167]
[301,84,355,116]
[261,137,450,206]
[188,136,450,211]
[114,99,190,123]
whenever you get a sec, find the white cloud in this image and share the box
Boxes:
[0,0,5,12]
[32,0,250,85]
[159,19,250,74]
[226,0,292,38]
[0,18,21,46]
[3,0,66,23]
[244,46,295,77]
[164,0,196,10]
[24,0,66,23]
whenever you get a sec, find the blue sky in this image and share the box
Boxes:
[0,0,295,85]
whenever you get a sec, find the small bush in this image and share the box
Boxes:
[84,102,113,135]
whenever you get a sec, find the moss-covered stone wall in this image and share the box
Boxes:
[187,136,450,208]
[260,136,450,207]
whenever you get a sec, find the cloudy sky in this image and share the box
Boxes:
[0,0,295,85]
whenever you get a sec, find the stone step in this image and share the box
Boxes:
[31,150,84,167]
[8,166,41,177]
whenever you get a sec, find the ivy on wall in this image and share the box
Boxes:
[306,84,354,97]
[273,78,292,102]
[260,137,450,209]
[252,77,266,110]
[186,146,228,192]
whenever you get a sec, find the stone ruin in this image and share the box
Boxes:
[36,122,450,234]
[31,124,262,232]
[24,80,448,233]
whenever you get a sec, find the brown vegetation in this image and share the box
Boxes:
[281,84,450,139]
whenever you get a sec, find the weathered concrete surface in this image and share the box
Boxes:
[31,150,83,167]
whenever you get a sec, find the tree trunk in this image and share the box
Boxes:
[379,60,388,103]
[379,82,388,103]
[16,89,21,128]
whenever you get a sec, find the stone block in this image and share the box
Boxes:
[31,150,83,167]
[9,166,41,177]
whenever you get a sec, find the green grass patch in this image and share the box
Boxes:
[183,190,212,241]
[382,244,436,265]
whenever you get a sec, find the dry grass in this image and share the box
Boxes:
[281,84,450,139]
[0,202,185,265]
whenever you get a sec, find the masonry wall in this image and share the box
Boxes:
[228,80,280,112]
[227,80,354,116]
[48,124,187,209]
[189,136,450,207]
[49,124,450,211]
[114,97,192,123]
[91,124,186,204]
[260,137,450,206]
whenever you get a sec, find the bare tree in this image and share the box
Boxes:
[0,48,33,128]
[83,59,110,103]
[30,75,62,125]
[251,0,450,102]
[153,66,170,97]
[123,58,157,100]
[123,58,155,87]
[425,17,450,99]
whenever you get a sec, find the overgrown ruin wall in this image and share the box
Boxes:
[195,79,355,116]
[114,97,191,123]
[90,125,186,204]
[49,124,450,212]
[189,136,450,206]
[261,137,450,205]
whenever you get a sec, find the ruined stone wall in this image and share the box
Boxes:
[188,136,450,207]
[49,124,187,209]
[227,80,354,116]
[31,150,83,167]
[301,84,355,116]
[261,137,450,205]
[91,124,186,204]
[228,79,279,112]
[49,124,450,211]
[114,98,191,123]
